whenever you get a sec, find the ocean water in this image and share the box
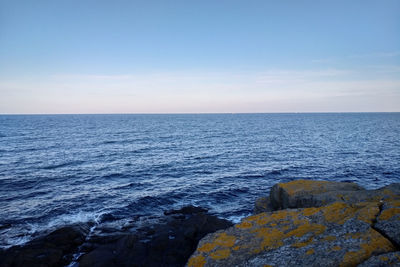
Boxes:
[0,113,399,248]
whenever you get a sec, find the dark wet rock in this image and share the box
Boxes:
[358,251,400,266]
[164,205,208,215]
[0,224,90,267]
[375,199,400,247]
[79,206,232,267]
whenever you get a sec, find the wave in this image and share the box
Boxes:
[40,160,84,170]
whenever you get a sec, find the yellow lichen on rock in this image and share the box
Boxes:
[253,227,284,251]
[286,223,326,238]
[356,202,380,224]
[210,249,231,260]
[323,235,336,241]
[379,207,400,220]
[340,228,395,267]
[198,242,216,253]
[197,232,236,253]
[302,207,320,216]
[187,181,400,267]
[379,255,389,261]
[322,202,380,225]
[306,248,315,255]
[278,180,330,196]
[214,233,236,247]
[187,255,206,267]
[291,237,314,248]
[322,202,353,224]
[236,221,252,229]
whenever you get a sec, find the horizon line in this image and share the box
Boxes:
[1,111,400,116]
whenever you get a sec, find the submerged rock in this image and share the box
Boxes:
[188,180,400,267]
[0,224,90,267]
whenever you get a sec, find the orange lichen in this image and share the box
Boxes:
[198,242,216,253]
[340,229,395,267]
[286,223,326,238]
[187,255,206,267]
[210,248,231,260]
[306,248,315,255]
[198,232,236,253]
[321,202,379,225]
[379,207,400,220]
[291,237,314,248]
[331,246,341,251]
[322,202,353,224]
[382,189,399,199]
[236,221,252,229]
[253,227,285,251]
[379,255,389,261]
[356,202,380,224]
[278,180,330,196]
[323,235,336,241]
[302,207,320,217]
[232,245,240,251]
[345,232,363,239]
[214,233,236,247]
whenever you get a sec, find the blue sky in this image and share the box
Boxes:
[0,0,399,113]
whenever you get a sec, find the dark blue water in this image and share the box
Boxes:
[1,113,400,248]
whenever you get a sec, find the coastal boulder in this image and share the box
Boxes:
[269,179,365,210]
[268,180,400,211]
[254,196,273,214]
[187,201,396,267]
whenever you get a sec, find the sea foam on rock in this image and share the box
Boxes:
[0,205,232,267]
[188,179,400,267]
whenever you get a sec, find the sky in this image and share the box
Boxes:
[0,0,399,113]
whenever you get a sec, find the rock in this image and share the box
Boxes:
[375,199,400,247]
[79,206,232,267]
[254,196,273,214]
[269,179,400,210]
[164,205,208,215]
[187,201,397,267]
[358,251,400,266]
[0,224,90,267]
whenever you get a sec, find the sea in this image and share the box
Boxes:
[1,113,399,248]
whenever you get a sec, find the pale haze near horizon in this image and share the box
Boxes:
[0,0,399,114]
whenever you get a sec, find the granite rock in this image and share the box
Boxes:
[188,180,400,267]
[375,199,400,247]
[358,251,400,266]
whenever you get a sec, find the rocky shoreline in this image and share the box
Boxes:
[1,179,399,267]
[188,180,400,266]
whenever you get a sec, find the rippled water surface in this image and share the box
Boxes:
[1,113,400,247]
